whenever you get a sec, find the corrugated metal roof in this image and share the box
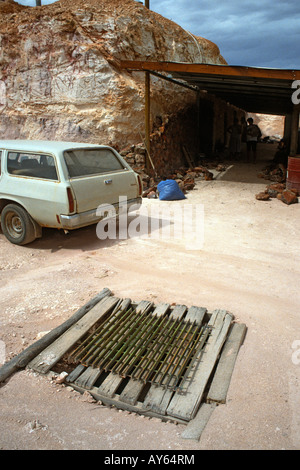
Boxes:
[120,60,300,115]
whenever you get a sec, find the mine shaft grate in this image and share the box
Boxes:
[68,302,212,392]
[24,290,247,432]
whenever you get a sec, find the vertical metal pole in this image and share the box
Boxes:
[144,0,150,169]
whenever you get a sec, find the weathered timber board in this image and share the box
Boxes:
[142,305,206,415]
[181,402,217,440]
[206,322,247,404]
[69,381,188,425]
[65,364,87,384]
[74,366,102,390]
[0,288,111,384]
[27,296,120,374]
[166,309,233,421]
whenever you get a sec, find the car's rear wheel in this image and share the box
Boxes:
[1,204,36,245]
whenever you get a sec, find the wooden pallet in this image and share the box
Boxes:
[26,292,246,440]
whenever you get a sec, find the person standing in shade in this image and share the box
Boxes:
[246,117,262,163]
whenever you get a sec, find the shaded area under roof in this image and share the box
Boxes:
[120,60,300,115]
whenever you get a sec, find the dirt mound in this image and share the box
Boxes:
[0,0,26,14]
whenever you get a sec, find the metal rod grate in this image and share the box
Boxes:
[69,304,211,391]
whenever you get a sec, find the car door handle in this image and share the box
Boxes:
[105,179,112,184]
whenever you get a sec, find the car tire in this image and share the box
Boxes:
[1,204,36,245]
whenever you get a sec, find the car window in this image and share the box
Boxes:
[7,152,58,180]
[64,148,125,178]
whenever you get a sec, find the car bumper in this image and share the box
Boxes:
[59,197,142,229]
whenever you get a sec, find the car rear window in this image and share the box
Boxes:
[7,152,58,180]
[64,148,126,177]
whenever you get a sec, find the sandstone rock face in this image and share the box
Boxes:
[0,0,226,148]
[247,113,284,140]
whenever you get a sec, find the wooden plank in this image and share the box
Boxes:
[182,145,194,168]
[65,364,87,384]
[142,305,205,415]
[119,59,300,81]
[118,302,170,405]
[0,288,111,384]
[181,403,217,440]
[74,366,102,390]
[118,378,145,405]
[184,306,207,324]
[69,382,188,425]
[169,304,188,320]
[27,296,120,374]
[96,372,124,398]
[135,300,153,314]
[96,300,154,398]
[166,309,233,421]
[206,322,247,404]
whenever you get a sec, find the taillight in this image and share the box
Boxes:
[137,174,142,196]
[67,187,75,213]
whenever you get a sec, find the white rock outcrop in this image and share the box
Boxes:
[0,0,226,146]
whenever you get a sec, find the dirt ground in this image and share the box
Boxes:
[0,143,300,451]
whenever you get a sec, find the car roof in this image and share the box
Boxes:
[0,140,110,152]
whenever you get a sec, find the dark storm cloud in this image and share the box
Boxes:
[151,0,300,68]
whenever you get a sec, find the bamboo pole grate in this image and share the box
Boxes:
[68,303,212,392]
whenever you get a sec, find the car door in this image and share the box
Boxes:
[3,150,68,227]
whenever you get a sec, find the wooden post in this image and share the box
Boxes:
[144,0,150,169]
[0,288,111,384]
[283,113,292,145]
[290,104,300,156]
[145,71,150,169]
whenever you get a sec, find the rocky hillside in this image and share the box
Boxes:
[248,113,284,140]
[0,0,226,148]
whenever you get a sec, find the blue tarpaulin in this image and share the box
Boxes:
[157,179,186,201]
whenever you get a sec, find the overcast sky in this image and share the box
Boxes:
[15,0,300,69]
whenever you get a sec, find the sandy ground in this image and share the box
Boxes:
[0,144,300,451]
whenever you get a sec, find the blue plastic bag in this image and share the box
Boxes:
[157,179,186,201]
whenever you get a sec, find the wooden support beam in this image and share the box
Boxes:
[119,60,300,81]
[145,70,151,169]
[206,322,247,404]
[166,310,233,421]
[0,288,112,384]
[181,402,217,440]
[27,295,119,374]
[284,114,292,143]
[290,104,300,156]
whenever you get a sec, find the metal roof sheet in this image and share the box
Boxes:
[120,60,300,115]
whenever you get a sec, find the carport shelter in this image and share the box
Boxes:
[120,60,300,157]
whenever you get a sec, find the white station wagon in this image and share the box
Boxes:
[0,140,142,245]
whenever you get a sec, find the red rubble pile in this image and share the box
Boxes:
[257,164,286,184]
[255,183,299,205]
[120,142,227,198]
